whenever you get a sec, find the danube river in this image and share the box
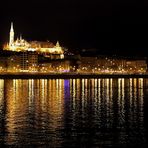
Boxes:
[0,78,148,147]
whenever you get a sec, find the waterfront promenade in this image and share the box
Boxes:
[0,72,148,79]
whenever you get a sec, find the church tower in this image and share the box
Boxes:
[9,22,14,46]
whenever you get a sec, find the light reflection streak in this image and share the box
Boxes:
[0,79,4,101]
[81,79,85,114]
[118,78,125,128]
[138,78,144,131]
[94,79,98,103]
[28,79,34,105]
[129,78,133,108]
[0,79,4,115]
[106,79,110,127]
[110,78,113,99]
[71,79,76,110]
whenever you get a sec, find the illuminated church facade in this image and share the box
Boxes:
[4,23,64,59]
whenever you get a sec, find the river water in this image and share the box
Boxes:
[0,78,148,147]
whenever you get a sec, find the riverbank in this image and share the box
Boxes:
[0,72,148,79]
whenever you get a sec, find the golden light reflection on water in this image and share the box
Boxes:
[0,78,146,146]
[0,79,4,117]
[69,78,144,133]
[3,79,65,146]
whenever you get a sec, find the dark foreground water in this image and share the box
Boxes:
[0,78,148,147]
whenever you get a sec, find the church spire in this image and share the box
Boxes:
[10,22,14,32]
[56,41,60,47]
[9,22,14,46]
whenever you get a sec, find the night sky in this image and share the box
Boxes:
[0,0,148,56]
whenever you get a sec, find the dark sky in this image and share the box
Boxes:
[0,0,148,56]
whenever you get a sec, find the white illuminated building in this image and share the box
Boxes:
[4,22,64,58]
